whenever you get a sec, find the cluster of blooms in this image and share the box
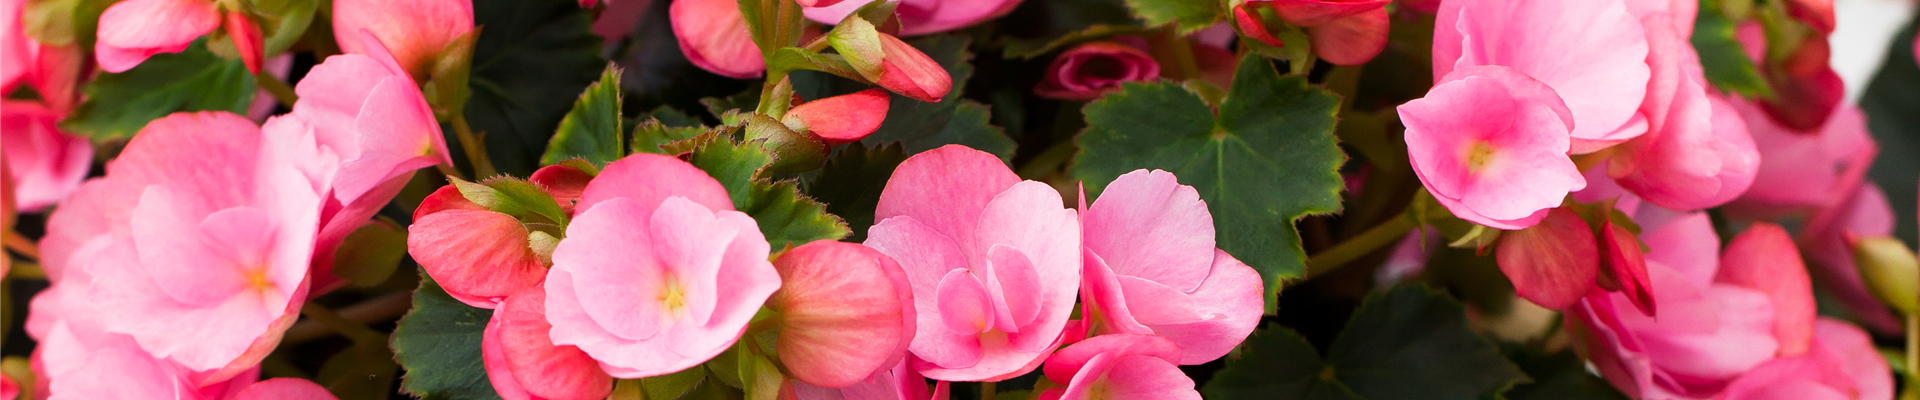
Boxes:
[409,145,1263,399]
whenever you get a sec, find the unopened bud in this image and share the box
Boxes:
[1853,235,1920,316]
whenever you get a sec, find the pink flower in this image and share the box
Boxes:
[2,0,27,92]
[484,286,614,400]
[1433,0,1651,152]
[332,0,474,81]
[1034,41,1161,101]
[787,89,893,145]
[235,378,341,400]
[1717,319,1892,400]
[36,322,259,400]
[671,0,763,78]
[1036,334,1200,400]
[545,153,782,378]
[1799,183,1903,334]
[770,241,916,388]
[792,357,952,400]
[78,112,326,385]
[92,0,220,72]
[1570,212,1825,399]
[1399,65,1586,229]
[864,145,1081,381]
[287,34,454,293]
[1604,13,1758,211]
[1728,101,1876,217]
[1,101,92,212]
[804,0,1023,37]
[1238,0,1390,66]
[0,373,12,400]
[1077,170,1263,365]
[408,185,552,309]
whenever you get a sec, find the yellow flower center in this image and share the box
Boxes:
[661,277,688,314]
[1465,140,1498,173]
[245,268,273,292]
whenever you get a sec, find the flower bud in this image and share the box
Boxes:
[224,10,264,74]
[1034,41,1160,101]
[829,18,951,102]
[1852,235,1920,316]
[783,89,891,145]
[770,241,915,388]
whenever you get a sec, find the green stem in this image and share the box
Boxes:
[1304,212,1418,279]
[255,73,299,108]
[756,73,796,118]
[450,114,498,178]
[1907,314,1917,383]
[300,301,385,343]
[981,381,996,400]
[1147,27,1200,82]
[3,231,37,261]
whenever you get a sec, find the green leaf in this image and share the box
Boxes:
[543,64,626,167]
[316,336,399,400]
[462,0,606,176]
[805,143,908,242]
[1003,25,1149,59]
[1122,0,1226,34]
[768,47,867,82]
[795,35,1016,160]
[393,273,502,400]
[1504,349,1629,400]
[249,0,321,56]
[687,135,851,249]
[1072,56,1346,310]
[1691,10,1772,97]
[329,218,409,288]
[61,39,256,141]
[739,349,784,400]
[1203,286,1527,400]
[641,367,709,400]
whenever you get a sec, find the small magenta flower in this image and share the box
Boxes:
[1034,41,1161,101]
[1077,170,1264,365]
[1037,334,1200,400]
[864,145,1081,381]
[1398,65,1586,229]
[545,153,782,378]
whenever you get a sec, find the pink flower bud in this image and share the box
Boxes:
[874,34,950,102]
[225,10,264,75]
[407,185,551,309]
[785,89,892,145]
[671,0,764,78]
[332,0,474,81]
[1033,41,1160,101]
[771,241,915,388]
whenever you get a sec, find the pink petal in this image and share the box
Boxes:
[1033,41,1161,101]
[1079,250,1150,337]
[876,34,951,102]
[492,287,614,400]
[530,163,596,215]
[1262,0,1389,27]
[333,75,450,203]
[1116,276,1201,325]
[662,205,777,357]
[1041,334,1181,383]
[93,0,220,72]
[1082,169,1213,292]
[1233,5,1286,48]
[1,101,93,212]
[1639,211,1720,288]
[408,209,549,309]
[874,144,1021,256]
[936,268,996,335]
[556,197,669,341]
[1307,8,1388,66]
[972,181,1080,351]
[1401,65,1582,229]
[864,216,983,369]
[1495,207,1599,310]
[1148,250,1265,364]
[1716,223,1816,356]
[1433,0,1650,146]
[578,153,735,216]
[1598,215,1655,317]
[1811,318,1893,400]
[788,89,891,145]
[984,244,1043,331]
[772,241,913,388]
[413,185,485,219]
[648,196,744,327]
[804,0,1019,36]
[331,0,474,79]
[236,378,340,400]
[670,0,764,78]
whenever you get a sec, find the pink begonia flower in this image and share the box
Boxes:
[1,101,92,212]
[792,357,953,400]
[1717,319,1892,400]
[1036,334,1200,400]
[1399,65,1586,229]
[1798,183,1903,334]
[1241,0,1390,66]
[1716,223,1817,356]
[1077,170,1263,365]
[235,378,341,400]
[1606,12,1758,211]
[92,0,219,72]
[2,0,26,92]
[1728,100,1877,218]
[864,145,1081,381]
[332,0,473,81]
[0,373,12,400]
[1033,41,1161,101]
[546,153,782,378]
[805,0,1022,37]
[77,112,327,385]
[1434,0,1651,152]
[771,241,916,388]
[786,89,893,145]
[288,33,455,294]
[37,322,259,400]
[671,0,763,79]
[1493,207,1598,310]
[408,185,551,309]
[484,286,613,400]
[1569,212,1824,399]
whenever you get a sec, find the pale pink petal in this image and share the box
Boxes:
[936,268,996,335]
[1639,211,1720,288]
[1716,223,1816,356]
[663,208,777,357]
[1148,250,1265,364]
[554,197,667,341]
[334,75,450,203]
[648,196,743,327]
[1812,318,1893,400]
[1401,65,1582,229]
[1116,276,1201,325]
[1040,334,1180,383]
[578,153,735,215]
[1,101,93,212]
[1433,0,1650,147]
[93,0,219,72]
[670,0,764,78]
[1083,169,1213,292]
[984,244,1042,331]
[972,180,1080,351]
[865,216,982,369]
[1078,250,1151,337]
[805,0,1021,36]
[874,145,1021,259]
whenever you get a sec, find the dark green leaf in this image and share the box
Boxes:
[1002,24,1149,59]
[1692,10,1772,97]
[688,134,777,209]
[393,273,502,400]
[1202,327,1365,400]
[1073,56,1346,310]
[1204,286,1526,400]
[462,0,605,176]
[632,108,712,155]
[805,143,908,242]
[316,336,399,399]
[1122,0,1225,34]
[250,0,321,55]
[793,35,1016,160]
[768,47,866,82]
[62,39,256,140]
[641,367,710,400]
[687,135,850,249]
[543,64,626,167]
[481,177,572,225]
[1505,349,1629,400]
